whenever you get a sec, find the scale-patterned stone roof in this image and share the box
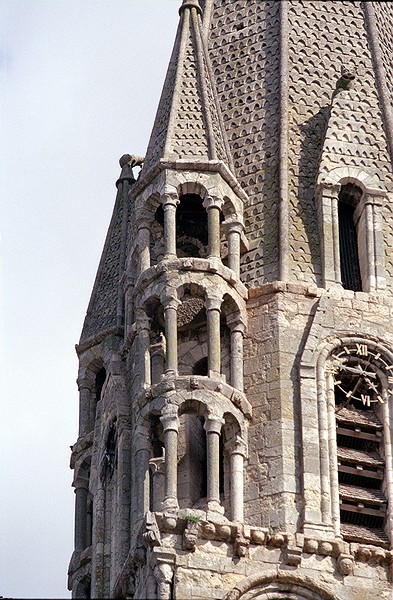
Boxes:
[79,159,134,345]
[142,0,232,173]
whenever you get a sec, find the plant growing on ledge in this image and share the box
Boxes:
[184,514,202,524]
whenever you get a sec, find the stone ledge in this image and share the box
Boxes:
[133,257,248,300]
[247,281,393,305]
[248,281,321,300]
[139,374,252,419]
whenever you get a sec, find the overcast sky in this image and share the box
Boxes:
[0,1,179,597]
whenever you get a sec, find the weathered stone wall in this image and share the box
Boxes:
[244,284,319,531]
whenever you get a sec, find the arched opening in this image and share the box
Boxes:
[193,357,208,376]
[147,298,165,385]
[151,204,165,265]
[100,419,117,483]
[95,367,106,402]
[331,344,389,547]
[338,183,362,291]
[89,367,107,433]
[178,292,207,376]
[176,194,208,258]
[149,414,165,512]
[75,577,91,600]
[178,402,207,508]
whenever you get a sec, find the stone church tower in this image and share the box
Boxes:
[68,1,393,598]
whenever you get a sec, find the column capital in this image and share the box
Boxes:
[316,182,341,199]
[135,215,151,231]
[226,313,246,333]
[77,376,94,391]
[154,562,173,584]
[73,477,90,491]
[223,219,243,234]
[161,192,179,208]
[162,296,181,311]
[205,295,222,312]
[203,195,224,210]
[362,191,385,207]
[204,414,225,434]
[232,435,248,458]
[160,404,179,432]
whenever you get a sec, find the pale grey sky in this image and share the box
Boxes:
[0,1,179,597]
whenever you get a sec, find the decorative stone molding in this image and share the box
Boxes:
[285,544,303,567]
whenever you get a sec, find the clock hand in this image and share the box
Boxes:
[363,376,379,393]
[338,364,377,377]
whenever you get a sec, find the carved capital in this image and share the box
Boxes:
[203,195,224,210]
[161,192,179,209]
[316,182,341,201]
[205,295,222,312]
[135,310,151,332]
[154,562,173,585]
[232,435,248,458]
[223,219,243,235]
[226,312,246,333]
[77,376,94,392]
[204,414,224,434]
[161,296,181,311]
[160,404,179,432]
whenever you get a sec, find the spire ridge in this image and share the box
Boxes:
[179,0,202,16]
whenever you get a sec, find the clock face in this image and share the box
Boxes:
[329,344,393,407]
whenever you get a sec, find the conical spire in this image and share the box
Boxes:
[142,0,233,173]
[78,156,135,346]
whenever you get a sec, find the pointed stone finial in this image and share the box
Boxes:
[179,0,202,16]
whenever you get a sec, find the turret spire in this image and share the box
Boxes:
[141,0,233,174]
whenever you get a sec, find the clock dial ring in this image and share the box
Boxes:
[330,344,393,406]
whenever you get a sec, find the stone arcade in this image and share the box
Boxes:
[68,1,393,598]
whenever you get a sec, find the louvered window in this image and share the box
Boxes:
[335,393,388,547]
[338,184,362,291]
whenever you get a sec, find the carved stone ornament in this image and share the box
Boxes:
[234,526,249,558]
[183,520,199,552]
[142,511,161,548]
[338,553,354,575]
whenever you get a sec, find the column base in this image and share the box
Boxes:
[163,369,178,379]
[161,497,179,513]
[206,500,225,515]
[303,521,336,540]
[163,253,177,261]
